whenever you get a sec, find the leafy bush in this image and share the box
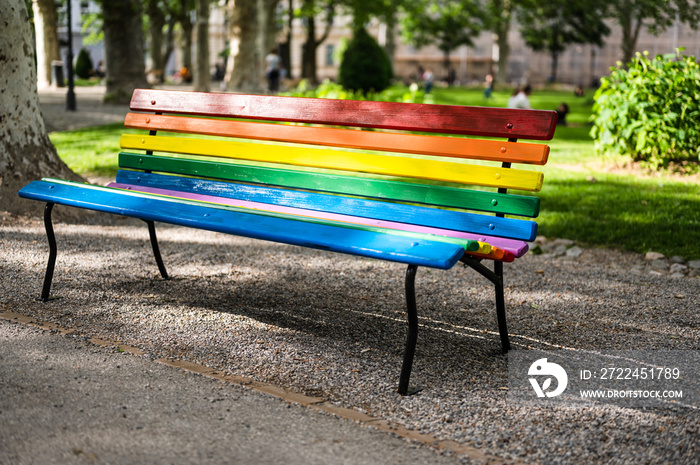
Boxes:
[284,80,434,104]
[75,48,94,79]
[339,28,393,94]
[590,50,700,170]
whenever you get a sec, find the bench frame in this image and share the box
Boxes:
[25,89,556,395]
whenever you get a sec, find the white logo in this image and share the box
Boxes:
[528,358,568,398]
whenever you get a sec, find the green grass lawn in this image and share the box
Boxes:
[49,86,700,260]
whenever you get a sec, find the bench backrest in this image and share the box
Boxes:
[119,89,556,262]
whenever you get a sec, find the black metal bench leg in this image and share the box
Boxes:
[398,264,422,396]
[144,220,170,280]
[40,203,57,302]
[493,261,510,353]
[460,256,511,353]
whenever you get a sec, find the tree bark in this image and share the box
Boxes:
[225,0,263,92]
[194,0,211,92]
[102,0,149,104]
[178,0,194,72]
[146,0,167,84]
[32,0,61,89]
[493,0,512,84]
[1,0,83,218]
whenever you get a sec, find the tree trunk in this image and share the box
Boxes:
[301,15,318,82]
[1,0,83,218]
[146,0,167,84]
[620,13,643,66]
[494,1,512,85]
[550,50,559,82]
[32,0,61,89]
[194,0,211,92]
[178,0,194,72]
[102,0,149,104]
[225,0,263,92]
[280,0,294,78]
[259,0,281,57]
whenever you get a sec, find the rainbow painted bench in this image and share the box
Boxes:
[19,89,557,395]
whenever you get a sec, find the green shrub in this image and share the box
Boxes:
[590,50,700,170]
[75,48,94,79]
[284,80,433,104]
[339,28,393,94]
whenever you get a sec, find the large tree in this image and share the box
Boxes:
[401,0,487,75]
[32,0,61,88]
[225,0,263,92]
[606,0,700,66]
[299,0,335,84]
[517,0,609,82]
[194,0,211,91]
[102,0,149,103]
[1,0,82,217]
[487,0,520,84]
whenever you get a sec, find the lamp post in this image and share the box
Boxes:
[65,0,76,111]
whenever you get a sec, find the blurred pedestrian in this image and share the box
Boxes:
[507,85,532,109]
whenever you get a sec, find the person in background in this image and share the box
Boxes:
[556,102,570,126]
[423,68,434,94]
[507,84,532,109]
[483,73,494,98]
[265,47,281,93]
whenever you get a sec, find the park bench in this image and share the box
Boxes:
[19,89,557,395]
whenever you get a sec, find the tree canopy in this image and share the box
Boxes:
[517,0,609,81]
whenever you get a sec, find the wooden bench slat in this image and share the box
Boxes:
[20,179,468,269]
[130,90,558,140]
[124,113,550,165]
[120,135,545,192]
[114,171,538,241]
[119,153,541,217]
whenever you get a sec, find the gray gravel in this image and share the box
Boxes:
[1,211,698,465]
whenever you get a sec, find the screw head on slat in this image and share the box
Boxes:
[491,199,498,206]
[151,100,156,105]
[500,147,507,153]
[506,123,514,130]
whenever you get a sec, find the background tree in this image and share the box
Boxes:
[174,0,195,75]
[401,0,487,76]
[145,0,179,84]
[1,0,82,217]
[299,0,335,84]
[225,0,263,92]
[605,0,700,66]
[487,0,520,85]
[194,0,211,91]
[32,0,61,88]
[517,0,609,82]
[102,0,149,103]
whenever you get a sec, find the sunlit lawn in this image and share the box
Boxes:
[49,85,700,259]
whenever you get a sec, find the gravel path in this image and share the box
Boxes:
[1,210,698,464]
